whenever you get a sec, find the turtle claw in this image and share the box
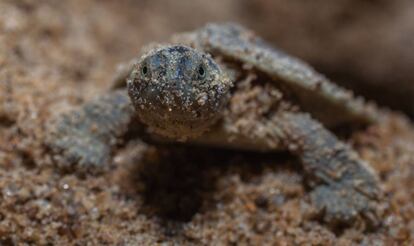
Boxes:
[309,184,382,230]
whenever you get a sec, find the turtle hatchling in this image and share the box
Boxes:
[46,23,384,229]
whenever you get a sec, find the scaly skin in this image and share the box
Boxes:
[46,23,384,229]
[273,112,382,229]
[46,90,134,172]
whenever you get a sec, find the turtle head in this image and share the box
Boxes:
[127,45,232,139]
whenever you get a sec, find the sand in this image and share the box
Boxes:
[0,1,413,244]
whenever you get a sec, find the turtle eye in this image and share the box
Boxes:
[197,64,206,79]
[141,64,149,77]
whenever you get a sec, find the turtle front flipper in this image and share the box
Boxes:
[46,89,139,173]
[274,112,383,229]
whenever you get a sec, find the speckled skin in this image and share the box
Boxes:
[46,23,383,229]
[46,90,135,171]
[127,46,232,139]
[275,113,381,228]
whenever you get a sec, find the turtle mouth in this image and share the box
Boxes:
[128,77,223,139]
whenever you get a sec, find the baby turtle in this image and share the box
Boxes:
[46,23,383,229]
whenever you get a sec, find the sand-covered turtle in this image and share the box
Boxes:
[46,23,383,229]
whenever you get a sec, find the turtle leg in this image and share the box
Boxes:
[274,112,382,229]
[46,89,140,173]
